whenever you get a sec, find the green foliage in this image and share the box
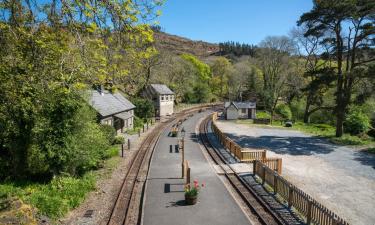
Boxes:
[134,116,144,129]
[132,98,155,119]
[344,109,371,135]
[256,111,271,119]
[0,174,96,219]
[100,124,117,145]
[275,104,292,120]
[181,54,212,81]
[113,136,125,145]
[290,99,305,121]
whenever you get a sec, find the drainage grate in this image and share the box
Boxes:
[83,209,94,218]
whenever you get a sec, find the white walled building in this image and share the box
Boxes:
[224,101,256,120]
[142,84,174,117]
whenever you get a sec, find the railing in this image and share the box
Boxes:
[211,113,282,174]
[254,160,349,225]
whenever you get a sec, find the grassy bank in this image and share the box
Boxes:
[0,145,120,221]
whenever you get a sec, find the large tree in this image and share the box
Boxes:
[257,36,295,123]
[298,0,375,136]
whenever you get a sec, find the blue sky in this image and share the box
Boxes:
[157,0,313,45]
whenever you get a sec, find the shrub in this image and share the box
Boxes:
[344,109,371,135]
[134,116,144,129]
[113,135,125,145]
[132,98,155,119]
[275,104,292,120]
[100,124,116,145]
[256,111,271,119]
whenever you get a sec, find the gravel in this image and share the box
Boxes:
[215,120,375,225]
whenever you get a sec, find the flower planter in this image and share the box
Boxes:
[185,194,197,205]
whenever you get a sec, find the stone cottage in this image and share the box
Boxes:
[89,89,135,133]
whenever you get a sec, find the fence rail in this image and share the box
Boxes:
[211,113,282,174]
[253,160,349,225]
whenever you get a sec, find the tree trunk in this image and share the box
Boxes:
[303,101,311,123]
[336,109,345,137]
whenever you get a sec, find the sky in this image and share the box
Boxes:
[157,0,314,45]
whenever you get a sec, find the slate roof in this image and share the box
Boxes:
[89,90,135,117]
[150,84,174,95]
[224,101,256,109]
[115,111,133,120]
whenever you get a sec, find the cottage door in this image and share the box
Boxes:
[248,109,252,118]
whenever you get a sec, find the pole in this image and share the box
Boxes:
[181,138,185,178]
[121,144,124,157]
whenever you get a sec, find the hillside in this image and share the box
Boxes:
[153,31,220,57]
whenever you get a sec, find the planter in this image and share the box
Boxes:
[185,194,198,205]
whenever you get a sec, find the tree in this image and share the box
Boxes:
[257,36,295,123]
[210,57,231,98]
[298,0,375,137]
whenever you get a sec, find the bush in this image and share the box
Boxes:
[100,124,116,145]
[134,116,144,129]
[275,104,292,120]
[256,111,271,119]
[132,98,155,119]
[113,135,125,145]
[344,109,371,135]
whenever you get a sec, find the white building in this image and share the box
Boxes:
[142,84,175,117]
[224,101,256,120]
[89,89,135,133]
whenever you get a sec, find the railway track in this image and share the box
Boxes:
[198,115,286,225]
[104,104,218,225]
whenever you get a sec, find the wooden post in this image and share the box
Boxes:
[138,129,140,137]
[262,166,266,185]
[273,173,278,194]
[262,150,266,160]
[288,185,294,209]
[143,124,145,133]
[186,167,191,185]
[121,144,124,157]
[253,161,257,175]
[277,158,282,174]
[147,121,149,130]
[306,199,312,225]
[128,139,130,150]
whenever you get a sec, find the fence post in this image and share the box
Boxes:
[253,161,257,175]
[273,173,278,194]
[277,158,282,174]
[262,166,266,185]
[288,185,294,209]
[307,199,312,225]
[143,124,145,133]
[147,121,149,130]
[121,144,124,157]
[128,139,130,150]
[262,151,266,160]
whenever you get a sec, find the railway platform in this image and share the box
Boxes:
[141,110,251,225]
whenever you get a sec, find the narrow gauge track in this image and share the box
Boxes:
[199,115,286,225]
[104,105,217,225]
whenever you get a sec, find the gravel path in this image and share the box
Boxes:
[215,120,375,225]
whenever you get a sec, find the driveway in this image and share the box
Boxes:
[215,120,375,225]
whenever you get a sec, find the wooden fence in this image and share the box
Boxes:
[211,113,282,174]
[254,160,349,225]
[253,118,271,124]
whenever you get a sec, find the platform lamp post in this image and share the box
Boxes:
[181,127,186,178]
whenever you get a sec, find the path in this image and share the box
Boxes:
[215,120,375,225]
[142,111,251,225]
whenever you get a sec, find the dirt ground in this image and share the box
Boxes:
[60,124,157,225]
[215,120,375,225]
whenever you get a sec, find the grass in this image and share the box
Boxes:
[0,146,122,221]
[237,119,374,146]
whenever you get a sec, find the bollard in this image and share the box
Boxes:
[143,125,145,133]
[147,121,149,130]
[128,139,130,150]
[121,144,124,157]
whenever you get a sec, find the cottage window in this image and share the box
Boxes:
[161,95,164,101]
[241,108,246,114]
[166,95,169,101]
